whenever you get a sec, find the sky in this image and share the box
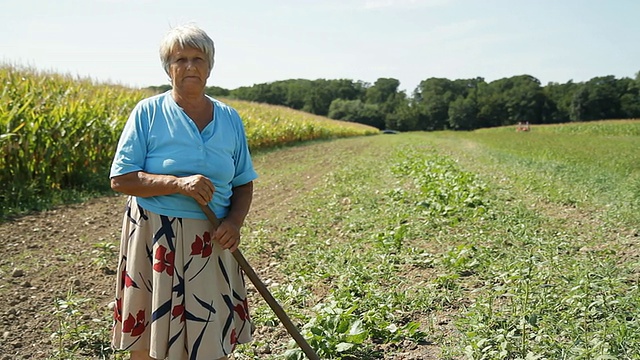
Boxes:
[1,0,639,93]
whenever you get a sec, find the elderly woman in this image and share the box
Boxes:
[109,24,256,360]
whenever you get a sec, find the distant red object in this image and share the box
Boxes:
[516,122,530,132]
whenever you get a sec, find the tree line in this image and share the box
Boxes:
[148,72,640,131]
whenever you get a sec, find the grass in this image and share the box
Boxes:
[7,120,640,359]
[432,124,640,227]
[419,126,640,358]
[241,136,441,359]
[235,126,640,359]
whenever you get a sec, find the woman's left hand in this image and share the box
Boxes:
[214,220,241,252]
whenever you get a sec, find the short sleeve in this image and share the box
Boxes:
[230,109,258,187]
[109,102,149,178]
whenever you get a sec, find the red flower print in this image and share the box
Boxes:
[234,299,249,321]
[191,231,213,258]
[172,304,185,322]
[230,328,237,345]
[123,270,137,288]
[113,298,122,322]
[153,245,175,276]
[123,309,146,337]
[120,270,125,290]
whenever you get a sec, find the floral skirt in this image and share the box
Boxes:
[112,197,253,360]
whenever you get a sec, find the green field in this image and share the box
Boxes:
[2,66,639,358]
[234,124,640,359]
[2,121,639,359]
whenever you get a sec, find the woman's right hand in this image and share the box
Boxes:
[177,174,215,205]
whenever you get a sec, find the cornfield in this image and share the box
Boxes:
[0,64,378,218]
[228,100,377,149]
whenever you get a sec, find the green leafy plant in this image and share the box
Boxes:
[91,241,117,272]
[49,290,123,360]
[284,301,368,359]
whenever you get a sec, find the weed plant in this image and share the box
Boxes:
[238,129,639,359]
[33,122,640,358]
[49,290,125,360]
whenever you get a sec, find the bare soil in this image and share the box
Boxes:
[0,195,126,359]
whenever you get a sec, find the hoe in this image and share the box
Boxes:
[199,203,320,360]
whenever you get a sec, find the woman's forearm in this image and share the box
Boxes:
[110,171,215,205]
[225,181,254,228]
[111,171,180,197]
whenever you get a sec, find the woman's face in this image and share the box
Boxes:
[168,46,211,94]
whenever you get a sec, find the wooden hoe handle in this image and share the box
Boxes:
[198,204,320,360]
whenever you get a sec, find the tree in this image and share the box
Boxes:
[302,79,336,116]
[230,85,260,102]
[448,96,478,130]
[619,76,640,118]
[365,78,399,104]
[476,84,504,128]
[482,75,546,126]
[383,92,413,131]
[543,81,579,123]
[385,97,417,131]
[283,79,312,110]
[364,78,405,129]
[570,85,588,121]
[329,79,367,102]
[359,103,385,129]
[328,98,360,121]
[571,76,623,121]
[214,71,639,130]
[328,99,385,129]
[413,78,466,130]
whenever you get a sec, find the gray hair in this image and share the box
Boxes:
[159,24,215,75]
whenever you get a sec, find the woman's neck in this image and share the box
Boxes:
[171,89,213,131]
[172,89,208,110]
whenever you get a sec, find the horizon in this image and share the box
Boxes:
[4,61,636,94]
[2,0,639,93]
